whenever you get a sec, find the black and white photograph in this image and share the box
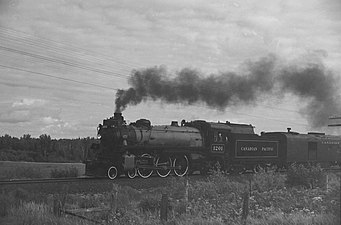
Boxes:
[0,0,340,224]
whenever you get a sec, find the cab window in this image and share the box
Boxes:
[213,131,228,142]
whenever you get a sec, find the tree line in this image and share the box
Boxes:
[0,134,97,162]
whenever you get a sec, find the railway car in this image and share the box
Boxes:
[86,113,341,179]
[262,129,341,167]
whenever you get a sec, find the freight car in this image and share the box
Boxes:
[85,113,341,179]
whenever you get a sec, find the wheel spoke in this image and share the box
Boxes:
[156,156,172,178]
[173,155,189,177]
[137,153,153,178]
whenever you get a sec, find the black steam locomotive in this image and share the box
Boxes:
[85,113,341,179]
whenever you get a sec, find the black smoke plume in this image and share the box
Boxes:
[115,55,341,128]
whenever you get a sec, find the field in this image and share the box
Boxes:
[0,164,340,225]
[0,161,85,180]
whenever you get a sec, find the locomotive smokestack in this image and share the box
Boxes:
[114,112,121,117]
[114,112,123,120]
[113,112,125,126]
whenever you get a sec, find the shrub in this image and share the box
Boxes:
[0,192,15,217]
[76,194,100,209]
[251,168,286,192]
[0,149,35,162]
[248,211,339,225]
[8,201,81,225]
[167,177,188,200]
[286,163,326,188]
[138,195,160,213]
[50,166,79,178]
[116,186,142,210]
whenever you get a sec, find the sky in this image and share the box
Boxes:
[0,0,340,138]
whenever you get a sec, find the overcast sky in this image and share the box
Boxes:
[0,0,340,138]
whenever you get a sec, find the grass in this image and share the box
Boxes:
[0,164,340,225]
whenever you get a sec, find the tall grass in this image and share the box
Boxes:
[1,165,339,225]
[286,163,325,188]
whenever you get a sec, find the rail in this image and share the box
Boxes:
[0,176,101,185]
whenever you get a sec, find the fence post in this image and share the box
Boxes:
[160,193,168,222]
[326,174,330,193]
[53,196,62,216]
[249,175,252,197]
[185,175,189,213]
[111,184,118,216]
[241,191,249,225]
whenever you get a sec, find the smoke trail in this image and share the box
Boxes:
[279,64,341,127]
[115,54,341,128]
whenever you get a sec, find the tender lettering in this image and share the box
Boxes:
[261,147,274,152]
[240,146,274,152]
[241,147,258,151]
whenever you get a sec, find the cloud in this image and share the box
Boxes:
[0,98,57,124]
[40,118,80,137]
[12,98,46,107]
[42,116,60,125]
[0,98,47,123]
[1,0,341,137]
[0,109,30,123]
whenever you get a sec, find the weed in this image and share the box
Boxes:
[0,192,14,217]
[0,166,339,225]
[286,163,325,188]
[251,168,286,192]
[138,194,160,213]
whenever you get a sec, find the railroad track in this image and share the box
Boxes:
[0,176,101,185]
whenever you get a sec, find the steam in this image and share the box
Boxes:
[115,54,341,128]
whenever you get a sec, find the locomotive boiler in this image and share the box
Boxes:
[85,113,341,179]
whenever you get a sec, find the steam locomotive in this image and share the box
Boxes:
[85,113,341,179]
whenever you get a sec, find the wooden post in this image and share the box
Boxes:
[111,184,118,216]
[326,174,330,193]
[241,191,249,225]
[185,176,189,213]
[53,196,62,216]
[249,175,252,197]
[160,193,168,222]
